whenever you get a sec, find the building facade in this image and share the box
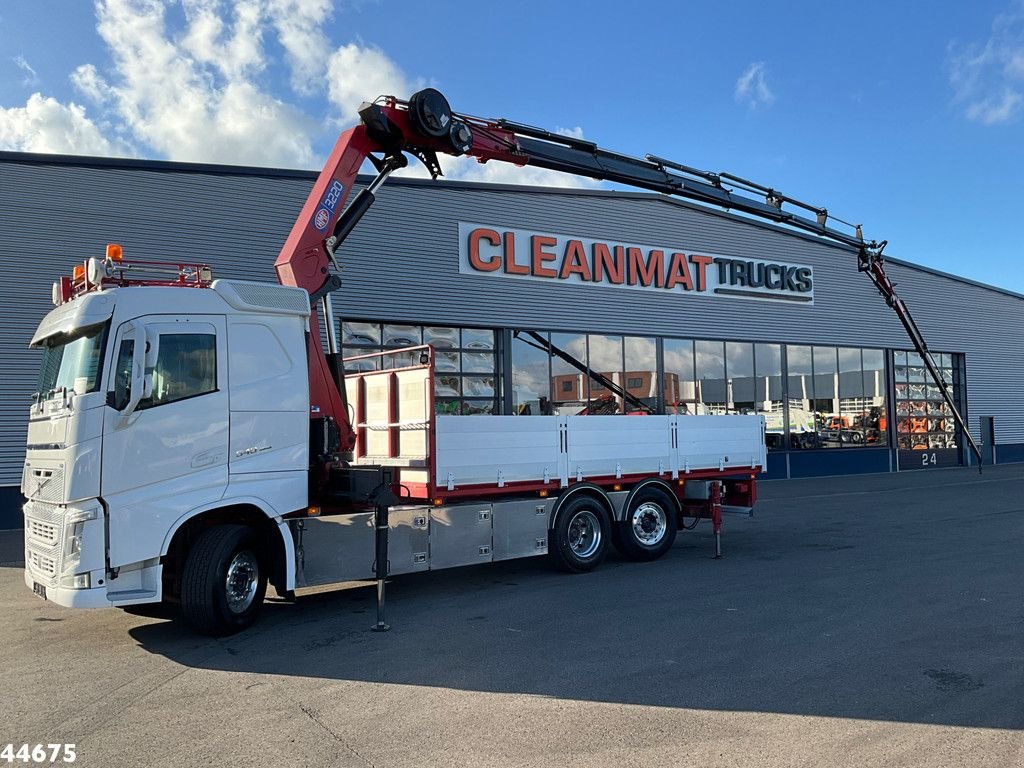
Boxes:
[1,152,1022,527]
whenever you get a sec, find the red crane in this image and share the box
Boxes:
[274,88,982,471]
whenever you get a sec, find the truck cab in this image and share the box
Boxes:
[23,271,310,617]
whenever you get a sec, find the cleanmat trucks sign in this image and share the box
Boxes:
[458,223,814,304]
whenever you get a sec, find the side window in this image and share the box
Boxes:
[112,338,135,410]
[141,333,217,409]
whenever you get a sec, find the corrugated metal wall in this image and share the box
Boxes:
[1,153,1021,486]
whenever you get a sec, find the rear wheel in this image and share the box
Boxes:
[549,495,611,573]
[616,488,678,561]
[181,524,267,635]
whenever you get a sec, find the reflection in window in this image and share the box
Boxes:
[894,349,956,450]
[812,347,839,448]
[663,339,695,415]
[726,341,755,414]
[587,334,623,414]
[755,343,784,450]
[342,321,499,415]
[382,324,420,347]
[143,334,217,408]
[511,331,549,415]
[550,332,589,415]
[623,337,657,414]
[786,345,817,448]
[695,340,726,414]
[862,349,888,447]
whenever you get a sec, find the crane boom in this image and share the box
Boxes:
[275,88,982,469]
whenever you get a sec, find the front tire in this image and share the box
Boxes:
[181,524,267,635]
[616,488,678,561]
[549,495,611,573]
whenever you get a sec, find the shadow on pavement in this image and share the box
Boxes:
[128,466,1024,732]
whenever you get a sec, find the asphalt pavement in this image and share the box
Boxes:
[1,464,1022,767]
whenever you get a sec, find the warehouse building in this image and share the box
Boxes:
[1,151,1022,527]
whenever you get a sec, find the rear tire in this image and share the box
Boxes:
[617,488,678,561]
[549,495,611,573]
[181,524,267,636]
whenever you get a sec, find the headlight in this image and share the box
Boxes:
[62,507,98,580]
[59,572,91,589]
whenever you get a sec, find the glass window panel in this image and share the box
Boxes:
[382,324,420,347]
[462,400,496,415]
[385,349,419,369]
[907,351,924,367]
[435,398,461,415]
[434,351,459,372]
[550,332,589,414]
[462,352,495,373]
[624,336,657,414]
[812,347,840,448]
[461,328,495,350]
[143,334,217,409]
[893,351,907,367]
[726,341,755,414]
[511,331,550,415]
[861,349,887,447]
[835,348,868,448]
[587,334,623,414]
[462,376,495,397]
[786,345,817,449]
[663,338,695,415]
[424,326,459,348]
[435,375,460,397]
[695,340,726,414]
[938,352,951,368]
[342,321,380,345]
[343,346,379,371]
[754,343,783,450]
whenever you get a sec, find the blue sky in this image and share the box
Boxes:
[2,0,1023,293]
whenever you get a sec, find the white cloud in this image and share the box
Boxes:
[13,56,39,87]
[735,62,775,110]
[0,93,133,155]
[948,4,1024,125]
[86,0,316,167]
[0,0,602,191]
[266,0,333,94]
[326,42,414,124]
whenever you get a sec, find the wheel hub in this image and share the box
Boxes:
[631,502,667,545]
[225,551,259,614]
[567,510,602,558]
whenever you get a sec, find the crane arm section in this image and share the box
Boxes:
[275,89,982,469]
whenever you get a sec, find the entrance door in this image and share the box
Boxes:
[101,315,229,568]
[980,417,995,466]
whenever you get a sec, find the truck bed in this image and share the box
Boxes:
[345,348,766,500]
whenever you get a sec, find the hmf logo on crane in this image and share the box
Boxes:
[459,223,814,303]
[312,180,346,232]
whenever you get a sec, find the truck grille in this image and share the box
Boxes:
[24,466,65,503]
[27,518,59,547]
[27,549,58,581]
[24,502,64,586]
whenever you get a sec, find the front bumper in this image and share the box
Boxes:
[23,569,113,608]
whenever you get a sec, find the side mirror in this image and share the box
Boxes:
[117,325,149,427]
[144,328,160,369]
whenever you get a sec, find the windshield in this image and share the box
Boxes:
[35,323,109,398]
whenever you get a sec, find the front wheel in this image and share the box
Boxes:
[549,495,611,573]
[181,524,267,635]
[616,488,678,561]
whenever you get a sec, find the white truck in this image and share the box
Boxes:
[21,89,973,635]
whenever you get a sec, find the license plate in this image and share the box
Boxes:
[32,582,47,600]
